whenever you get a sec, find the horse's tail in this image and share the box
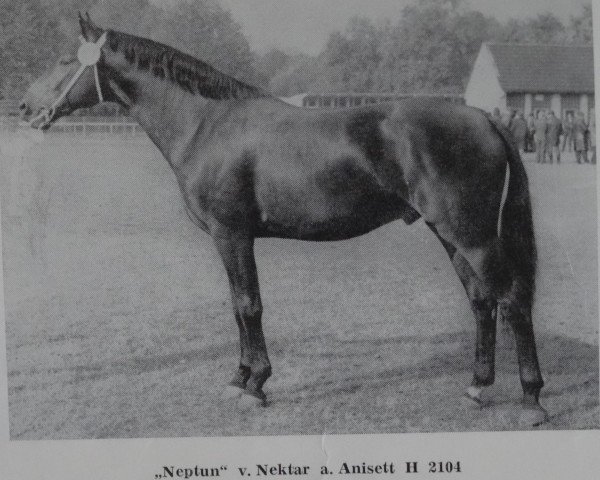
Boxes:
[489,118,537,304]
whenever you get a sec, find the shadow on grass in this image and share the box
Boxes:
[272,329,598,414]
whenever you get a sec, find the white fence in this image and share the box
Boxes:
[0,116,143,136]
[49,120,141,135]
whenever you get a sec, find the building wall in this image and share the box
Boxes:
[464,44,506,113]
[506,93,525,112]
[531,93,551,113]
[466,43,595,119]
[562,94,580,114]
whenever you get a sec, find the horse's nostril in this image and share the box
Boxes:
[18,102,32,120]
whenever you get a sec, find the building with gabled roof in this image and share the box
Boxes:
[465,42,594,119]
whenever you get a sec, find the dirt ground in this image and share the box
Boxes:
[1,134,598,439]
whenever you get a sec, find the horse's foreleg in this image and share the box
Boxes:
[220,281,252,399]
[428,224,497,403]
[213,229,271,407]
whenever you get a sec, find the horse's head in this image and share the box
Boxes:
[20,13,108,130]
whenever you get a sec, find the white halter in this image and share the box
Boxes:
[30,32,107,128]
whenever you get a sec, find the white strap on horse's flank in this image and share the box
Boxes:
[93,63,104,102]
[497,162,510,237]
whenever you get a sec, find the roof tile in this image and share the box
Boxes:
[487,43,594,93]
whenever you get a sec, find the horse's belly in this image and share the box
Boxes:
[256,188,414,241]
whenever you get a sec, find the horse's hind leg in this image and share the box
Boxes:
[497,278,546,424]
[428,225,497,404]
[460,242,548,425]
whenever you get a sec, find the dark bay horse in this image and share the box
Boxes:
[20,14,547,425]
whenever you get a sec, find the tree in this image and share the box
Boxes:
[1,0,261,101]
[253,49,293,88]
[268,54,321,96]
[316,17,385,92]
[52,0,259,83]
[569,3,593,44]
[136,0,257,83]
[374,0,496,93]
[496,13,567,44]
[0,0,66,99]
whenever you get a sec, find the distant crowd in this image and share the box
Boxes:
[491,107,596,165]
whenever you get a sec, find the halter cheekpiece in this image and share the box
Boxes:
[30,32,107,128]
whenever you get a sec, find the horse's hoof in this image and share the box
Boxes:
[519,406,549,427]
[462,386,489,407]
[237,391,267,409]
[221,384,245,400]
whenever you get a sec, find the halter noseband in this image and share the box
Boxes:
[30,32,107,128]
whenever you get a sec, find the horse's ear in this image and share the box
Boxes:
[78,11,103,42]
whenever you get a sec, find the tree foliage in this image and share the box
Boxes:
[0,0,258,99]
[371,1,496,93]
[0,0,594,100]
[569,3,593,44]
[496,13,567,44]
[265,0,593,96]
[0,0,66,99]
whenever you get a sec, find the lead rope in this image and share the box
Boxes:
[29,32,107,128]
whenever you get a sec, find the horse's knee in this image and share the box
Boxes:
[236,293,262,321]
[456,259,495,313]
[466,282,495,312]
[460,241,513,298]
[498,280,532,322]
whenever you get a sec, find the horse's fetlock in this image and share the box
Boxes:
[473,370,495,387]
[237,364,252,381]
[257,364,272,379]
[251,364,272,384]
[246,364,271,393]
[522,378,544,394]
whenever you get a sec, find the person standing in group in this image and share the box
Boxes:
[510,110,527,153]
[533,110,548,163]
[589,108,596,164]
[545,110,563,164]
[573,110,588,164]
[502,109,515,128]
[562,112,574,153]
[526,112,536,152]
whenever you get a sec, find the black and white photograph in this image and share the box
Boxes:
[0,0,598,477]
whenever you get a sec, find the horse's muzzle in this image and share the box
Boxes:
[25,106,55,130]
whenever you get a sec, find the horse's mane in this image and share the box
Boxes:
[106,30,269,100]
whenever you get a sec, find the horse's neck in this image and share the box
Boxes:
[109,68,220,167]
